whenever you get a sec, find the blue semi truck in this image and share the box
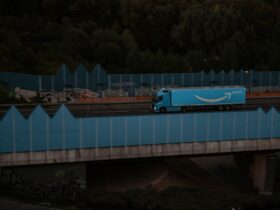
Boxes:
[152,86,246,113]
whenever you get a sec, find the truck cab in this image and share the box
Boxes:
[152,89,170,112]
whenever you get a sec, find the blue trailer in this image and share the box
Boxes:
[152,86,246,112]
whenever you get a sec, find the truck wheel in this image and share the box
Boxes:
[159,107,166,113]
[181,107,188,112]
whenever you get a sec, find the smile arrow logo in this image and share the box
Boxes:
[194,92,231,103]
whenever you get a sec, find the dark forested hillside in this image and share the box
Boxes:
[0,0,280,74]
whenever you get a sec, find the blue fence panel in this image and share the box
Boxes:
[64,66,75,89]
[272,108,280,138]
[216,70,225,86]
[97,118,111,147]
[0,107,16,153]
[14,110,29,152]
[217,70,226,85]
[64,108,80,149]
[0,72,16,88]
[82,118,96,148]
[223,71,232,86]
[41,75,52,91]
[214,71,223,86]
[154,115,168,144]
[270,71,279,86]
[131,74,141,88]
[1,105,280,155]
[238,72,243,85]
[110,74,122,90]
[251,71,260,86]
[54,66,63,89]
[203,71,212,86]
[208,112,221,141]
[221,112,235,141]
[234,111,247,140]
[24,74,39,90]
[120,74,132,85]
[2,65,280,93]
[152,74,163,87]
[171,74,177,86]
[142,74,152,87]
[30,106,48,151]
[90,64,108,90]
[49,108,64,150]
[162,74,173,87]
[193,72,202,86]
[0,64,280,91]
[182,73,193,87]
[168,115,181,143]
[126,116,140,146]
[195,113,208,142]
[260,71,270,86]
[0,72,39,90]
[120,74,133,96]
[149,74,155,86]
[54,65,66,90]
[259,108,273,139]
[74,64,88,89]
[173,73,183,87]
[141,116,153,145]
[242,71,251,86]
[228,70,235,85]
[112,117,126,147]
[232,71,240,85]
[247,109,259,140]
[181,113,195,142]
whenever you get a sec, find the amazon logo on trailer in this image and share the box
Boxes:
[194,92,232,103]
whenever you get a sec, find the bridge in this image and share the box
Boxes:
[0,105,280,194]
[1,67,280,197]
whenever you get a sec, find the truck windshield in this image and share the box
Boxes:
[152,95,162,103]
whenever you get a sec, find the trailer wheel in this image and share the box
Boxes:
[159,107,166,113]
[225,105,231,111]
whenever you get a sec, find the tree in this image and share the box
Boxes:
[62,28,91,61]
[96,43,125,72]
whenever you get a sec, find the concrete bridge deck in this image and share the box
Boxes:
[1,138,279,167]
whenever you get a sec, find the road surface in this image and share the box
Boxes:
[0,97,279,118]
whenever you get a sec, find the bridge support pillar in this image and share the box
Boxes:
[252,154,277,195]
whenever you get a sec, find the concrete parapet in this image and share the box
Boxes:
[219,141,232,153]
[271,138,280,148]
[257,139,271,150]
[245,140,258,150]
[193,142,207,154]
[231,140,245,152]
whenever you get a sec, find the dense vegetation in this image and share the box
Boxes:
[1,0,280,74]
[79,188,280,210]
